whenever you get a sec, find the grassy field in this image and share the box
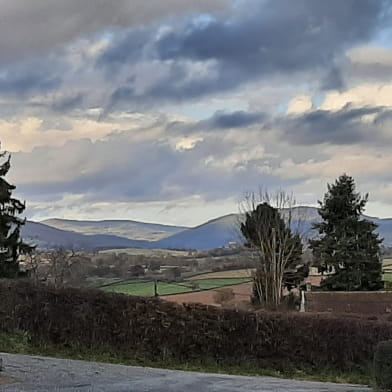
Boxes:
[383,273,392,282]
[101,277,251,297]
[188,269,254,280]
[99,248,190,256]
[383,258,392,267]
[383,259,392,283]
[86,277,123,288]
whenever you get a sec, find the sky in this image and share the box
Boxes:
[1,0,392,227]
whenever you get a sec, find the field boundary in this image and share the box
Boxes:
[97,277,252,296]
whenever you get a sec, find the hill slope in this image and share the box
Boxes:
[153,214,241,250]
[22,221,148,250]
[22,207,392,250]
[41,218,186,241]
[153,207,392,250]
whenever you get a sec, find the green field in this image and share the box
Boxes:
[189,269,255,280]
[383,258,392,283]
[101,277,251,297]
[99,248,190,257]
[86,277,123,288]
[383,273,392,282]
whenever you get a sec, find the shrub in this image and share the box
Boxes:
[1,279,392,372]
[213,288,234,305]
[374,340,392,391]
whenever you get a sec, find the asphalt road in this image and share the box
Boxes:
[0,353,371,392]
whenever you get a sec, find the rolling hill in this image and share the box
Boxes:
[41,218,186,241]
[21,206,392,250]
[152,214,241,250]
[22,221,148,250]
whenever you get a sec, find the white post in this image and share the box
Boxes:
[300,290,305,312]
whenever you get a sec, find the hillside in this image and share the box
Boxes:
[22,221,148,250]
[152,214,241,250]
[41,218,186,241]
[22,207,392,250]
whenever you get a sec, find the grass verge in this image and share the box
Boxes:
[0,330,372,386]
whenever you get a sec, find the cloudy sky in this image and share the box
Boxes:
[1,0,392,226]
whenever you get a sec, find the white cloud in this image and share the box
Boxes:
[287,95,313,115]
[321,83,392,111]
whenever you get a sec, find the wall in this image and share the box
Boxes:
[305,291,392,314]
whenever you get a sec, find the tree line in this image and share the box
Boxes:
[241,175,383,307]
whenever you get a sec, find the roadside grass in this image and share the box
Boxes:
[100,277,251,297]
[0,330,372,386]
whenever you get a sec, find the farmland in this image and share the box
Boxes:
[99,276,252,297]
[383,259,392,283]
[188,268,254,280]
[99,248,190,257]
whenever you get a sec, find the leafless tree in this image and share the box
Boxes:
[239,190,308,308]
[23,251,41,284]
[46,248,82,288]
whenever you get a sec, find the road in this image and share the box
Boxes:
[0,353,371,392]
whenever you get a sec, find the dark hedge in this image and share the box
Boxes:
[1,280,392,371]
[374,340,392,390]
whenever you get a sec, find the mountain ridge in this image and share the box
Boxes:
[40,218,186,242]
[22,206,392,251]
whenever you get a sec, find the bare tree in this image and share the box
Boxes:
[23,251,41,284]
[46,248,81,288]
[239,190,308,308]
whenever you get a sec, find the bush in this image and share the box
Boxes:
[374,340,392,391]
[213,288,234,305]
[1,279,392,372]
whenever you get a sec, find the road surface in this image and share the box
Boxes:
[0,353,371,392]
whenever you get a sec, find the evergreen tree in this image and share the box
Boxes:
[310,174,383,291]
[0,146,33,278]
[241,201,306,306]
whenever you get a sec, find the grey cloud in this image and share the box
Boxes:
[0,65,61,96]
[209,111,265,129]
[165,110,266,136]
[99,0,387,110]
[320,66,345,91]
[168,105,392,148]
[277,105,392,146]
[11,127,291,207]
[51,94,85,113]
[340,46,392,84]
[97,28,152,69]
[0,0,228,65]
[156,0,384,70]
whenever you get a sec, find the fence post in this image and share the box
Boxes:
[300,290,305,312]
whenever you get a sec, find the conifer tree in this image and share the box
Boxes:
[310,174,383,291]
[0,145,33,278]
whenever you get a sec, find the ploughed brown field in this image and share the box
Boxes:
[163,282,253,307]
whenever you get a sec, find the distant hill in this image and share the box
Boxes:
[22,221,148,251]
[152,214,241,251]
[21,206,392,251]
[41,218,186,241]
